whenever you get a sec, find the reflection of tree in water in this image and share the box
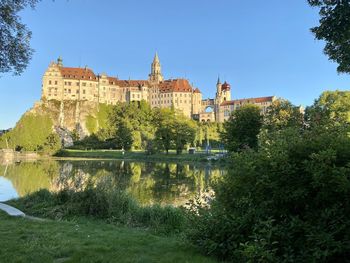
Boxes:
[2,160,227,206]
[1,161,59,197]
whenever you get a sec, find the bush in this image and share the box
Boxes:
[187,127,350,262]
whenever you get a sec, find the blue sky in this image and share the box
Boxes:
[1,0,349,129]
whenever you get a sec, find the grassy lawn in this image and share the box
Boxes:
[54,149,218,162]
[0,211,217,263]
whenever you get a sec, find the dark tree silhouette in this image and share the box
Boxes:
[309,0,350,74]
[0,0,41,75]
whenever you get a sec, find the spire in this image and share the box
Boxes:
[153,52,160,63]
[217,75,221,85]
[149,52,163,83]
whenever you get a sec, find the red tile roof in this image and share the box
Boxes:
[107,76,119,85]
[159,79,193,93]
[59,67,97,81]
[221,96,275,106]
[194,88,201,93]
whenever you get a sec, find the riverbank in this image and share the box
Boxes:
[55,149,226,163]
[0,211,216,262]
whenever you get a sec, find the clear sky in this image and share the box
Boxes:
[1,0,349,129]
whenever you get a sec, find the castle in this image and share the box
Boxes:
[41,54,275,124]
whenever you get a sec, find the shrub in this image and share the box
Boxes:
[187,127,350,262]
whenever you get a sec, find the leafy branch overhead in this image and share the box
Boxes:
[308,0,350,73]
[0,0,41,75]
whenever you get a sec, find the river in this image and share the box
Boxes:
[0,159,227,206]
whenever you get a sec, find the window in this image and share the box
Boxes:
[55,81,58,85]
[76,82,79,86]
[76,90,79,94]
[82,82,86,87]
[83,90,86,94]
[49,80,52,85]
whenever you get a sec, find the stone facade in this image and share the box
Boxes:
[41,54,202,120]
[41,54,275,125]
[199,78,276,122]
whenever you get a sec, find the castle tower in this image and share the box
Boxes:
[149,52,164,83]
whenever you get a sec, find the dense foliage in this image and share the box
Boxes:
[0,113,61,154]
[308,0,350,74]
[0,0,41,75]
[220,104,263,152]
[79,101,216,154]
[188,91,350,262]
[305,90,350,127]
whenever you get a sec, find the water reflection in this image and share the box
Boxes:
[0,160,226,206]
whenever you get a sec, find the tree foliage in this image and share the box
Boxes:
[308,0,350,73]
[0,0,41,75]
[188,91,350,261]
[188,125,350,262]
[305,90,350,127]
[220,104,263,152]
[263,99,304,132]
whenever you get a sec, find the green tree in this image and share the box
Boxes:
[115,121,133,151]
[154,108,176,154]
[173,117,196,154]
[41,133,61,155]
[305,90,350,127]
[108,101,155,150]
[0,0,41,75]
[263,99,304,132]
[309,0,350,73]
[221,104,263,152]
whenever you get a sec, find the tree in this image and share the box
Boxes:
[305,90,350,127]
[221,104,263,152]
[263,99,304,132]
[115,121,133,151]
[173,117,196,154]
[0,0,41,75]
[308,0,350,73]
[107,101,156,150]
[154,108,196,154]
[154,108,175,154]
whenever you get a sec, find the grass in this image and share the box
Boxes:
[54,149,219,162]
[7,188,187,234]
[0,211,217,263]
